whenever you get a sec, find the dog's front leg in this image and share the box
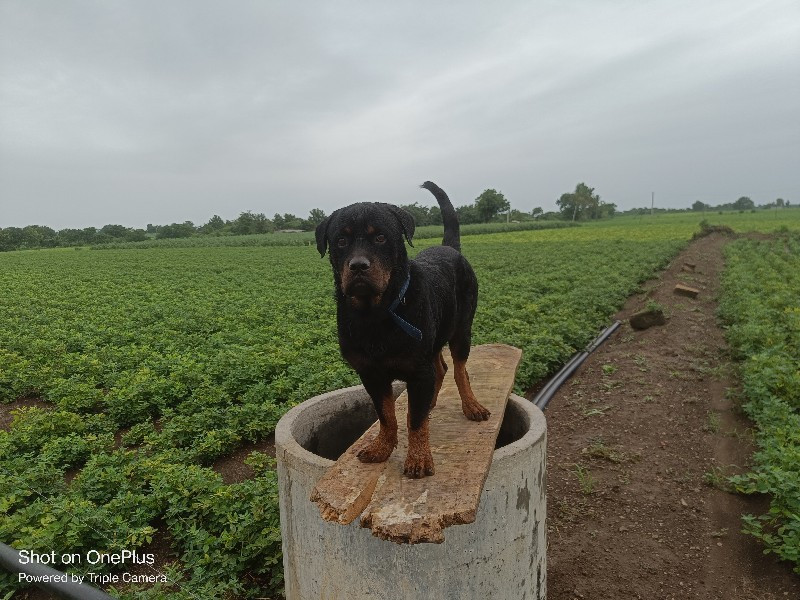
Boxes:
[404,369,436,478]
[356,375,398,463]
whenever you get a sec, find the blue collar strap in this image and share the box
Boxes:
[388,274,422,341]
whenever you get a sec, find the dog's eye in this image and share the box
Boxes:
[337,237,349,248]
[374,234,386,244]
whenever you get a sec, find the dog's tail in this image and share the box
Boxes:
[420,181,461,252]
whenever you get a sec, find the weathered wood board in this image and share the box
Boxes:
[310,343,522,544]
[674,283,700,298]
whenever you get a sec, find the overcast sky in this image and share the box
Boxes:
[1,1,798,230]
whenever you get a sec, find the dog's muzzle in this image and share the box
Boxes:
[343,256,377,297]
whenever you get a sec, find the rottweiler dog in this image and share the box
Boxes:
[315,181,489,478]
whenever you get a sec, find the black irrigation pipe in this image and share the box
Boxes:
[533,320,622,411]
[0,542,115,600]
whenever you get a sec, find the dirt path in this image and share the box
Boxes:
[540,232,799,599]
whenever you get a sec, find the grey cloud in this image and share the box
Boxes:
[1,0,798,229]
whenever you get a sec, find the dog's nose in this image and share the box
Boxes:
[348,257,370,272]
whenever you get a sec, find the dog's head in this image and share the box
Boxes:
[315,202,415,310]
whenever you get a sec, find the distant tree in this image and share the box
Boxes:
[598,202,617,218]
[557,183,601,221]
[255,213,273,233]
[146,223,158,233]
[93,233,114,244]
[508,209,533,222]
[232,211,272,234]
[156,222,196,239]
[475,189,510,223]
[232,211,255,234]
[399,202,433,227]
[100,224,129,239]
[21,225,57,248]
[57,228,86,245]
[202,215,225,233]
[124,229,148,242]
[82,227,98,242]
[0,227,24,251]
[455,204,480,224]
[306,209,327,227]
[733,196,754,211]
[57,227,100,246]
[531,207,543,219]
[276,213,303,230]
[692,200,708,212]
[583,198,615,219]
[400,203,445,227]
[539,211,562,220]
[775,198,785,208]
[428,205,442,225]
[556,193,573,219]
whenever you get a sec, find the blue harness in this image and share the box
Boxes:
[387,274,422,341]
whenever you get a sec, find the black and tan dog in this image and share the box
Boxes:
[315,181,489,478]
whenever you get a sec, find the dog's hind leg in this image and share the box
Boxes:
[430,351,448,410]
[448,260,488,420]
[404,370,436,478]
[452,356,491,421]
[356,376,398,463]
[450,331,490,421]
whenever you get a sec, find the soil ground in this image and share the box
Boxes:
[537,232,799,599]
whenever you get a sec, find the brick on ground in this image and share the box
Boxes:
[674,284,700,298]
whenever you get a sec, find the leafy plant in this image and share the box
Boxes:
[719,233,800,573]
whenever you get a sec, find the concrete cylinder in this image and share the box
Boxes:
[275,385,547,600]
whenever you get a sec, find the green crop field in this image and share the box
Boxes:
[1,209,799,598]
[720,233,800,572]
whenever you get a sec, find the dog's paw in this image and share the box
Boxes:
[356,435,396,463]
[462,399,491,421]
[403,452,435,478]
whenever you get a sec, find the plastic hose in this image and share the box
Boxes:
[533,320,621,410]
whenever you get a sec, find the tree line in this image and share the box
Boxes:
[690,196,791,212]
[621,196,791,216]
[0,188,525,251]
[0,186,792,251]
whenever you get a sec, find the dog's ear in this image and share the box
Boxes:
[315,216,331,257]
[387,205,415,247]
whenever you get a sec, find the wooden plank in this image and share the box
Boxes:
[310,343,522,544]
[674,283,700,298]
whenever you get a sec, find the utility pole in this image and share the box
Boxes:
[651,192,655,216]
